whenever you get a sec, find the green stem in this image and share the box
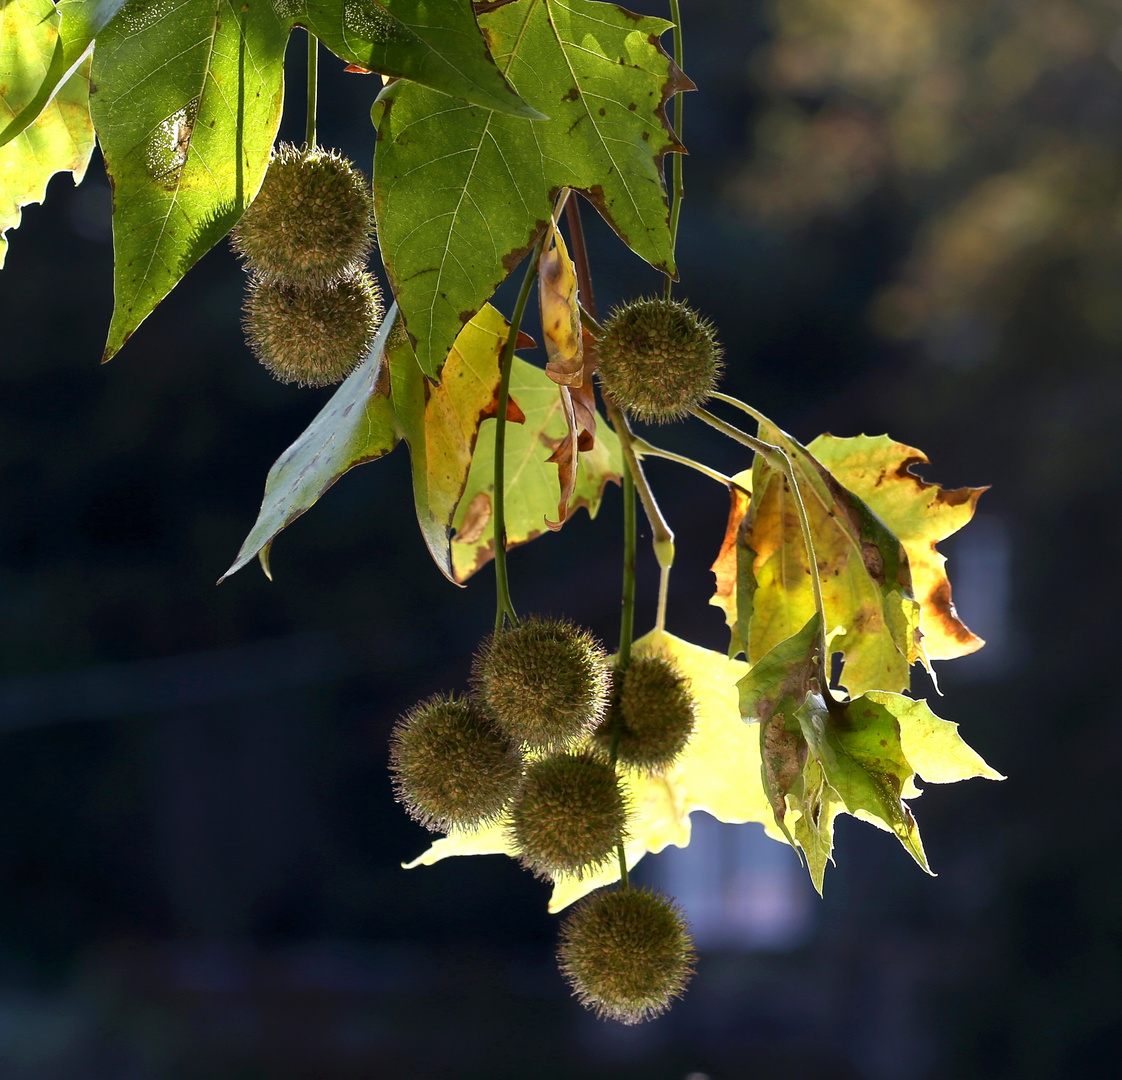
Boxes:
[305,31,318,148]
[690,404,833,695]
[493,240,545,635]
[664,0,684,301]
[604,399,676,625]
[709,391,768,427]
[618,463,637,668]
[630,436,737,488]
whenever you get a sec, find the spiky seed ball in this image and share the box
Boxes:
[472,617,611,752]
[508,754,627,879]
[243,269,382,387]
[593,656,696,772]
[232,143,374,286]
[559,888,695,1024]
[596,297,723,423]
[389,694,523,832]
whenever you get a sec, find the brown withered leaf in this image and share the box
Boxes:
[545,386,580,531]
[538,220,585,387]
[709,469,752,656]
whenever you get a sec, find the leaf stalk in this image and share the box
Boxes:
[665,0,684,301]
[305,31,318,148]
[493,239,545,635]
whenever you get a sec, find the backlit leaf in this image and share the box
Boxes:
[807,433,986,660]
[740,614,1002,893]
[0,0,95,266]
[298,0,537,117]
[729,421,922,696]
[448,356,622,582]
[405,629,784,913]
[371,0,690,376]
[220,304,401,582]
[92,0,290,360]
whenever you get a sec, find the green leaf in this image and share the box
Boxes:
[807,433,986,661]
[0,0,95,266]
[740,615,1002,893]
[732,421,922,696]
[92,0,290,360]
[0,1,125,149]
[298,0,539,117]
[372,0,689,376]
[220,304,401,583]
[405,629,783,913]
[448,355,621,582]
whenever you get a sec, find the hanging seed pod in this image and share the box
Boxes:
[232,142,374,287]
[472,617,611,752]
[558,887,695,1024]
[390,694,523,832]
[596,296,723,423]
[508,753,627,879]
[243,268,382,387]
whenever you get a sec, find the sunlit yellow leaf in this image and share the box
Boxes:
[808,434,985,660]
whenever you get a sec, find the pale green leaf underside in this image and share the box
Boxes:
[220,304,401,582]
[0,0,95,266]
[373,0,685,376]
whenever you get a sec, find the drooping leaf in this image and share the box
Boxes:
[298,0,538,117]
[92,0,291,360]
[371,0,691,376]
[740,615,1002,893]
[0,0,125,150]
[807,434,986,660]
[0,0,95,267]
[220,304,402,582]
[539,219,583,386]
[390,304,530,581]
[405,630,784,913]
[727,421,922,696]
[448,355,621,582]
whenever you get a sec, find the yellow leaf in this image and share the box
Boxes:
[808,434,986,660]
[538,220,584,386]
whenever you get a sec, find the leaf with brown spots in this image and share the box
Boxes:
[731,420,921,696]
[807,434,986,661]
[449,357,622,581]
[739,615,1002,893]
[371,0,691,376]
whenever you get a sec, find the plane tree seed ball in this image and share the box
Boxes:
[389,694,523,832]
[232,143,374,286]
[596,297,723,423]
[558,888,695,1024]
[508,754,627,879]
[243,269,382,387]
[473,617,611,752]
[594,656,696,772]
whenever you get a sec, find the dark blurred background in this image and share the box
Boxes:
[0,0,1118,1076]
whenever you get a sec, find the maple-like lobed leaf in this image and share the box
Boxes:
[740,614,1002,893]
[405,630,786,913]
[807,433,986,660]
[0,0,95,267]
[372,0,691,377]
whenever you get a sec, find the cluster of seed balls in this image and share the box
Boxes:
[389,615,699,1023]
[232,143,382,387]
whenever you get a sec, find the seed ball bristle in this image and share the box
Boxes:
[593,656,696,772]
[472,617,611,752]
[508,753,627,879]
[558,887,695,1024]
[243,269,382,387]
[389,694,523,832]
[232,142,374,286]
[596,297,723,423]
